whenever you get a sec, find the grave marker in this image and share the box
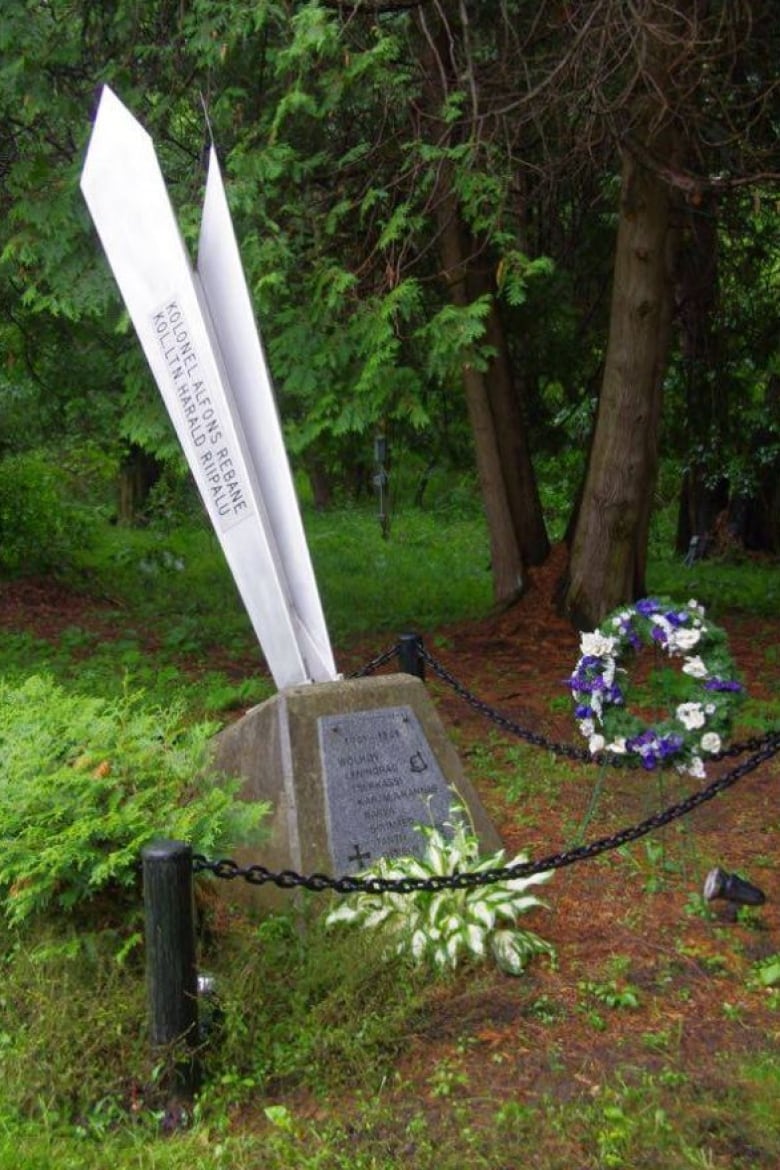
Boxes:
[80,88,501,894]
[212,674,502,906]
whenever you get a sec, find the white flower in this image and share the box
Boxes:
[579,718,595,737]
[601,657,616,687]
[589,734,606,753]
[676,702,706,730]
[682,656,708,679]
[607,737,627,753]
[612,610,632,629]
[590,693,603,718]
[650,614,673,640]
[705,704,716,715]
[687,599,705,616]
[686,755,705,778]
[701,732,721,754]
[670,627,701,652]
[580,631,617,658]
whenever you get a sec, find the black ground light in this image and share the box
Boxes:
[703,866,766,906]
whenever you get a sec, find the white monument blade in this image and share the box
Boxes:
[197,148,336,682]
[80,85,321,689]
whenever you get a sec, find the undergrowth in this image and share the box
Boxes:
[0,505,778,1167]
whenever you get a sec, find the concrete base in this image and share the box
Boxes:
[210,673,502,909]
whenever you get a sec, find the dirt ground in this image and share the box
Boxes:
[337,547,780,1114]
[1,551,779,1132]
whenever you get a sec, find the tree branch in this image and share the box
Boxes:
[624,131,780,196]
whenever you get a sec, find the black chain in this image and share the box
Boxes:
[192,640,780,895]
[420,645,779,765]
[346,643,398,678]
[193,730,780,894]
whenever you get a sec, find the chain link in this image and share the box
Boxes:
[420,645,779,764]
[194,731,780,894]
[346,642,398,678]
[191,641,780,895]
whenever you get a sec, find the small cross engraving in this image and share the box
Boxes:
[348,843,372,870]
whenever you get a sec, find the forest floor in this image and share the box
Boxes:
[334,547,780,1150]
[1,548,779,1164]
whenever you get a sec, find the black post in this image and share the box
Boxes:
[398,632,425,680]
[142,839,199,1097]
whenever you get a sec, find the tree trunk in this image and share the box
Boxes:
[304,453,333,511]
[468,265,550,567]
[438,196,525,605]
[561,136,676,628]
[117,443,161,526]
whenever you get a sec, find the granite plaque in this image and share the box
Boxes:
[319,705,455,873]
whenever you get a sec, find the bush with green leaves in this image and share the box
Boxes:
[0,449,94,575]
[326,813,554,976]
[0,675,266,924]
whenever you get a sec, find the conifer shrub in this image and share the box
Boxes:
[0,675,266,925]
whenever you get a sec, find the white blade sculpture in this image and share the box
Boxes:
[80,86,337,689]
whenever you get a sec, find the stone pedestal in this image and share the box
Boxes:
[211,673,501,909]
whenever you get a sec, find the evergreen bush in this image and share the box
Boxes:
[0,675,266,924]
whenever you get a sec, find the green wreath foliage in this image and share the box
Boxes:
[569,597,745,777]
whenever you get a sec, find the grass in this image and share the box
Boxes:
[6,1056,778,1169]
[0,504,490,717]
[0,499,779,1167]
[72,502,492,646]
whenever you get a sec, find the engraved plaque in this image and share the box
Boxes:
[319,705,455,874]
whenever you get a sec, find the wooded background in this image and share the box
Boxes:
[1,0,778,625]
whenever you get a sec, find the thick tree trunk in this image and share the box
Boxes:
[561,138,676,628]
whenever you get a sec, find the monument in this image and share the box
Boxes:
[80,88,500,898]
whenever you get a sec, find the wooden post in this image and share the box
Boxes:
[142,839,199,1097]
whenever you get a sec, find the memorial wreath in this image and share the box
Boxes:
[569,597,744,777]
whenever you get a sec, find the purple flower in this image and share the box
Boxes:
[658,734,683,759]
[704,678,743,693]
[636,598,661,617]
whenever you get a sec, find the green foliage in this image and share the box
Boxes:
[649,550,780,618]
[0,922,148,1130]
[0,450,93,574]
[192,905,431,1107]
[326,813,554,976]
[496,251,555,307]
[0,675,266,923]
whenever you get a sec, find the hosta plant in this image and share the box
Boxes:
[326,813,554,976]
